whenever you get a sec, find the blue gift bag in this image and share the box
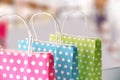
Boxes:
[18,40,78,80]
[18,12,78,80]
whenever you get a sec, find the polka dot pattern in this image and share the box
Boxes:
[49,34,102,80]
[0,52,55,80]
[18,40,78,80]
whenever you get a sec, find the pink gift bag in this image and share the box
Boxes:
[0,15,55,80]
[0,50,55,80]
[0,20,7,47]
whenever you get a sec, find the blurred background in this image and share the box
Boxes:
[0,0,120,79]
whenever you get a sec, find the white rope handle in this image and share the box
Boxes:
[61,11,88,34]
[29,12,62,44]
[0,14,32,55]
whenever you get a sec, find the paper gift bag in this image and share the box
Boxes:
[18,12,78,80]
[50,35,102,80]
[0,14,55,80]
[49,12,102,80]
[0,50,55,80]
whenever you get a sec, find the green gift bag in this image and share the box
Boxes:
[49,34,102,80]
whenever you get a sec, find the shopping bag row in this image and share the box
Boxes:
[0,12,102,80]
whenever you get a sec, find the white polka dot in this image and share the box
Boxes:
[68,47,72,50]
[61,71,64,74]
[9,74,13,78]
[58,64,61,67]
[54,50,56,54]
[59,51,62,55]
[30,77,35,80]
[81,49,84,52]
[75,56,78,59]
[42,55,47,59]
[63,78,66,80]
[86,49,89,52]
[55,69,58,73]
[88,73,91,76]
[47,44,50,46]
[0,65,3,69]
[23,45,27,49]
[24,60,28,65]
[86,67,89,70]
[64,65,67,68]
[81,65,84,69]
[35,54,40,58]
[49,49,52,52]
[17,59,21,64]
[38,48,41,51]
[3,73,6,78]
[73,62,76,64]
[10,59,14,63]
[31,61,36,65]
[13,67,17,71]
[39,61,43,66]
[14,53,18,56]
[42,70,47,75]
[79,43,82,46]
[76,67,78,70]
[57,76,60,79]
[21,53,25,57]
[88,55,90,58]
[34,69,39,74]
[6,66,10,71]
[70,66,72,70]
[62,58,65,61]
[91,50,94,54]
[65,52,68,56]
[56,57,59,60]
[73,72,76,75]
[46,62,49,67]
[66,72,70,75]
[63,46,66,48]
[21,40,24,43]
[68,59,70,63]
[18,45,21,48]
[50,72,53,76]
[35,42,39,45]
[49,59,52,63]
[83,71,86,74]
[68,36,71,39]
[41,43,44,46]
[52,44,55,47]
[32,47,35,50]
[82,54,85,58]
[90,62,93,65]
[43,48,47,52]
[20,67,24,72]
[7,52,11,55]
[16,75,20,79]
[0,52,3,55]
[23,76,27,80]
[27,68,31,73]
[38,78,43,80]
[3,58,7,63]
[89,44,92,47]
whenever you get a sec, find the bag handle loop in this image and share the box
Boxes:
[29,12,62,44]
[0,14,32,55]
